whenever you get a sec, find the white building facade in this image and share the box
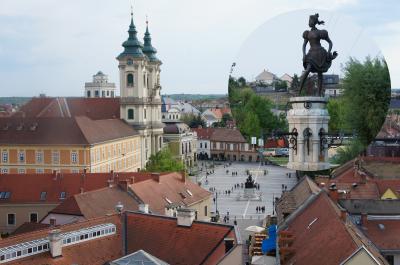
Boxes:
[84,71,116,98]
[118,14,164,168]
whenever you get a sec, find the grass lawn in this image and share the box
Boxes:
[266,156,289,166]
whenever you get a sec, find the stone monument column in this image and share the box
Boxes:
[287,97,330,171]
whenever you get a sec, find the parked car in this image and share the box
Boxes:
[275,148,289,157]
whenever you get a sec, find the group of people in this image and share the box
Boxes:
[256,206,266,213]
[226,170,239,176]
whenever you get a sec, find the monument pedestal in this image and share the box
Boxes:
[287,96,331,171]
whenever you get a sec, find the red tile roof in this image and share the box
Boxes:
[129,172,211,214]
[0,215,123,265]
[0,116,138,145]
[192,127,214,140]
[0,172,141,204]
[11,222,51,236]
[126,212,236,265]
[193,127,246,143]
[280,192,386,265]
[363,219,400,251]
[15,97,120,120]
[50,186,139,218]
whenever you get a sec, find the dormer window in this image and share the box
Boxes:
[40,191,47,201]
[60,191,66,200]
[127,74,134,87]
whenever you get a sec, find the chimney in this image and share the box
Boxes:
[359,171,367,184]
[176,208,195,227]
[48,229,62,258]
[361,213,368,226]
[152,173,160,183]
[328,187,339,203]
[107,178,114,188]
[50,217,56,227]
[118,180,130,192]
[340,209,347,222]
[80,187,84,194]
[180,171,186,183]
[224,238,234,253]
[139,204,149,214]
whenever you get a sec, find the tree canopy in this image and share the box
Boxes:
[145,148,185,172]
[228,77,288,139]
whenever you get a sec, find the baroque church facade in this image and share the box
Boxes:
[118,13,164,167]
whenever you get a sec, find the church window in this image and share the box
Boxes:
[94,90,99,97]
[87,91,91,97]
[128,109,134,120]
[127,74,134,87]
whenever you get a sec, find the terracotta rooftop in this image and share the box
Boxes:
[0,116,138,145]
[15,97,120,120]
[193,127,246,143]
[0,172,149,204]
[11,222,50,236]
[50,186,139,218]
[0,215,123,265]
[126,211,236,265]
[129,172,211,214]
[0,211,236,265]
[363,219,400,251]
[276,176,320,224]
[279,192,387,265]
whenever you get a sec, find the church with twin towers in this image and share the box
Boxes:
[117,11,164,166]
[83,10,164,168]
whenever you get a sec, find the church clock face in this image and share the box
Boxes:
[127,59,133,65]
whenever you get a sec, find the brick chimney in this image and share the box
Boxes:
[328,187,339,203]
[176,208,195,227]
[361,213,368,226]
[340,209,347,222]
[152,173,161,183]
[180,171,186,183]
[49,229,62,258]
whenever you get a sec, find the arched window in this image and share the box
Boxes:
[127,74,134,87]
[128,109,134,120]
[87,91,91,98]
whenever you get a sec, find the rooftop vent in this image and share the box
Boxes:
[378,224,385,230]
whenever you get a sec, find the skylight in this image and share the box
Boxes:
[165,197,172,204]
[40,192,46,201]
[186,189,193,197]
[0,192,11,199]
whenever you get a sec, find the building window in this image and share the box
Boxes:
[204,206,208,216]
[7,213,15,226]
[127,74,134,87]
[143,73,146,87]
[94,90,99,97]
[200,143,202,148]
[220,143,224,149]
[1,168,8,174]
[60,192,66,200]
[30,213,38,223]
[40,192,47,201]
[2,151,8,163]
[87,90,91,97]
[18,151,25,163]
[159,137,162,149]
[71,168,79,173]
[205,142,207,149]
[18,168,25,174]
[71,152,78,164]
[36,168,44,174]
[144,109,147,119]
[52,151,60,164]
[107,90,110,96]
[128,109,134,120]
[111,91,114,97]
[36,151,43,163]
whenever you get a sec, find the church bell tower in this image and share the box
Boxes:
[117,10,164,168]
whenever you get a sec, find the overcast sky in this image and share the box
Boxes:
[0,0,399,97]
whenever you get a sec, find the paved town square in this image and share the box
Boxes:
[192,161,297,221]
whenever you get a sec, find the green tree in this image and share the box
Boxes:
[145,148,185,172]
[331,140,366,165]
[327,98,345,132]
[274,80,288,91]
[182,113,206,128]
[290,74,300,91]
[341,57,391,146]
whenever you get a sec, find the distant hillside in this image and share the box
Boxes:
[0,97,31,106]
[165,94,226,101]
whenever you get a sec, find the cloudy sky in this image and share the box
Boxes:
[0,0,399,97]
